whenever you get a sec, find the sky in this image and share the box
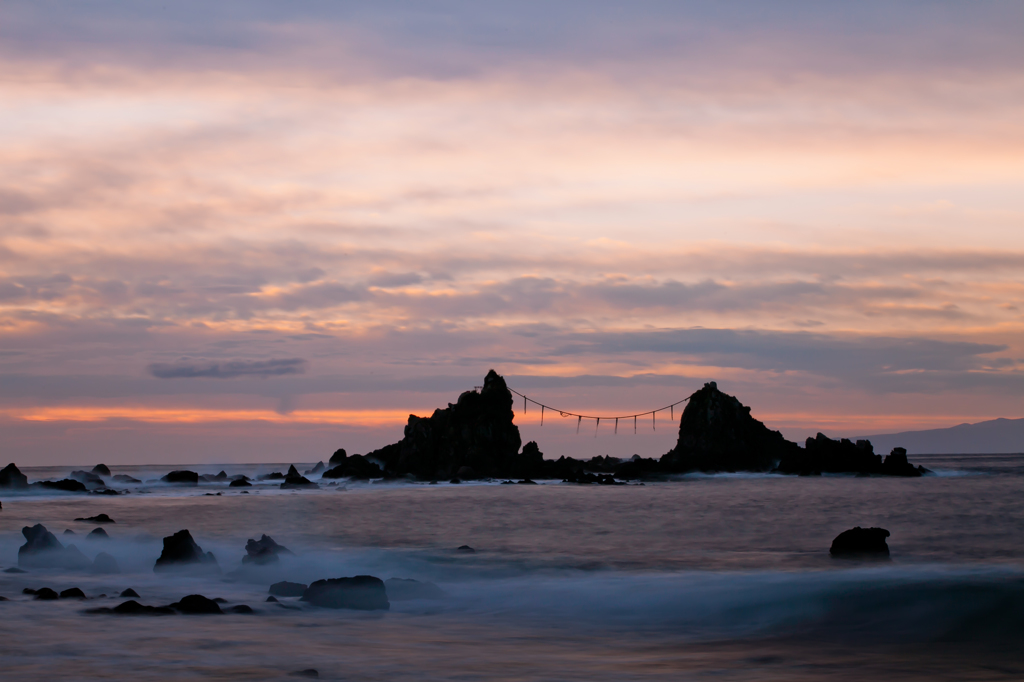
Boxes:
[1,1,1023,465]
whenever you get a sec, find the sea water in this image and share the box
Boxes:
[1,454,1022,680]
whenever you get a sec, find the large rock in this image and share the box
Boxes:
[18,524,92,569]
[301,576,390,610]
[320,454,382,480]
[91,464,111,477]
[777,434,926,476]
[169,594,223,614]
[661,382,800,472]
[229,478,251,488]
[0,463,29,488]
[36,479,88,492]
[153,530,219,572]
[830,527,891,558]
[363,370,539,480]
[384,577,445,601]
[242,534,293,565]
[161,470,199,485]
[328,449,347,466]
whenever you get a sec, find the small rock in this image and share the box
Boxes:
[243,534,293,565]
[34,587,59,600]
[269,581,307,597]
[281,476,318,489]
[161,470,199,485]
[87,527,109,540]
[60,587,86,599]
[19,524,91,569]
[37,479,88,492]
[266,595,278,602]
[112,474,141,484]
[830,527,891,558]
[457,545,475,553]
[154,530,219,573]
[449,478,461,484]
[91,464,112,477]
[75,514,115,524]
[301,575,390,610]
[121,588,140,598]
[228,604,254,614]
[304,461,326,476]
[23,588,37,594]
[4,567,27,574]
[229,478,251,488]
[169,594,223,614]
[86,600,175,616]
[64,529,76,535]
[286,465,300,477]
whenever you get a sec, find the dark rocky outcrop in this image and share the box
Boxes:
[3,567,27,573]
[64,529,76,535]
[301,576,390,610]
[153,530,219,573]
[229,478,251,488]
[169,594,222,614]
[18,524,91,569]
[258,471,285,481]
[228,604,254,614]
[60,587,86,599]
[161,470,199,485]
[329,449,347,466]
[75,514,115,523]
[70,470,105,487]
[777,435,926,476]
[830,527,891,558]
[0,463,28,488]
[362,370,542,480]
[87,528,109,540]
[456,545,475,553]
[112,474,141,484]
[320,454,382,480]
[269,581,307,597]
[87,600,175,616]
[91,552,120,574]
[661,382,800,472]
[91,464,111,477]
[281,476,318,489]
[384,577,446,601]
[34,587,60,600]
[36,479,88,493]
[242,535,293,565]
[120,588,140,598]
[266,595,278,602]
[304,461,325,475]
[286,465,300,477]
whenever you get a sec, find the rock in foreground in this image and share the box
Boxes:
[154,530,219,573]
[301,576,390,610]
[830,527,891,558]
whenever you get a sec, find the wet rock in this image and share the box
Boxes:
[384,577,446,601]
[4,567,27,573]
[229,478,251,488]
[60,587,86,599]
[457,545,475,553]
[661,382,800,473]
[0,463,29,488]
[70,470,105,486]
[36,479,88,493]
[363,370,534,480]
[290,670,319,678]
[91,464,111,477]
[161,470,199,485]
[269,581,307,597]
[76,513,115,523]
[169,594,223,614]
[34,587,59,600]
[91,552,120,574]
[301,576,390,610]
[830,527,891,558]
[112,474,141,484]
[304,461,325,476]
[321,455,382,480]
[153,530,219,573]
[120,588,140,598]
[243,534,293,565]
[258,471,285,481]
[281,476,318,489]
[228,604,254,614]
[87,600,175,616]
[87,527,109,540]
[210,471,228,482]
[328,448,347,466]
[19,524,91,569]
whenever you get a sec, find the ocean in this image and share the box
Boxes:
[1,453,1022,680]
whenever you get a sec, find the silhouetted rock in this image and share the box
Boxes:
[91,464,111,477]
[91,488,121,495]
[112,474,141,484]
[169,594,223,614]
[23,588,37,594]
[91,552,120,574]
[64,529,75,535]
[161,470,199,485]
[301,576,390,610]
[18,524,91,569]
[266,595,278,602]
[229,478,251,487]
[457,545,475,553]
[281,476,318,489]
[4,567,27,573]
[34,587,59,600]
[76,514,115,523]
[286,465,300,477]
[321,455,382,480]
[87,600,175,616]
[228,604,254,614]
[87,527,109,540]
[613,456,664,480]
[0,463,28,488]
[384,577,446,601]
[304,461,325,475]
[329,448,347,466]
[120,588,140,598]
[830,527,891,558]
[363,370,539,481]
[290,670,319,678]
[154,530,219,573]
[243,534,293,565]
[70,470,105,486]
[36,479,88,493]
[60,587,86,599]
[661,382,800,472]
[777,434,926,476]
[269,581,307,597]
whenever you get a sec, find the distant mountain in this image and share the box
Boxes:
[855,418,1024,455]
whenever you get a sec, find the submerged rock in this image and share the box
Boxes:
[153,530,219,573]
[304,461,325,476]
[34,587,60,600]
[87,528,109,540]
[161,470,199,485]
[384,577,446,601]
[87,600,175,616]
[36,479,88,493]
[229,478,251,488]
[4,567,27,573]
[112,474,141,484]
[75,514,115,523]
[301,575,390,610]
[169,594,223,614]
[290,670,319,679]
[120,588,140,598]
[0,463,29,488]
[60,587,86,599]
[91,464,111,477]
[242,534,293,565]
[18,524,92,570]
[456,545,475,553]
[269,581,307,597]
[830,527,891,558]
[228,604,254,614]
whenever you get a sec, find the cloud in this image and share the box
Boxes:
[148,357,308,379]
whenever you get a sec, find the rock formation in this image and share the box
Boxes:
[280,475,318,489]
[777,434,926,476]
[153,530,219,572]
[320,454,382,480]
[161,470,199,485]
[91,464,111,477]
[301,575,390,610]
[18,524,92,569]
[75,514,115,523]
[168,594,223,614]
[830,527,891,557]
[0,463,28,488]
[229,478,251,488]
[242,534,293,565]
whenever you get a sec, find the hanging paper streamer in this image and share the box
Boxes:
[653,411,656,431]
[614,417,618,434]
[634,415,637,434]
[577,415,582,434]
[541,405,544,426]
[595,417,600,437]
